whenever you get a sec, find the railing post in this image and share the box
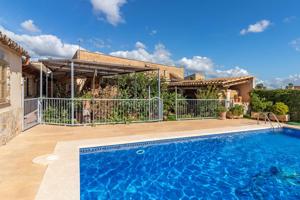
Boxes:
[175,86,178,121]
[157,69,162,121]
[39,63,43,124]
[148,85,151,121]
[71,61,75,125]
[38,98,42,124]
[21,77,24,131]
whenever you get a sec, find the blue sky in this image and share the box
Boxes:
[0,0,300,87]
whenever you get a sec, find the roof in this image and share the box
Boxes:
[23,62,48,76]
[293,86,300,90]
[39,58,158,78]
[0,31,29,58]
[169,76,254,88]
[74,50,181,70]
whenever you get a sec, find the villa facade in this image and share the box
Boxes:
[0,31,29,145]
[169,75,255,103]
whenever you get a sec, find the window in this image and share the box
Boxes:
[0,61,8,105]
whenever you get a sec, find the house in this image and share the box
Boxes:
[169,75,255,103]
[73,51,254,103]
[24,50,185,98]
[0,31,29,145]
[291,86,300,90]
[25,50,254,103]
[73,50,184,82]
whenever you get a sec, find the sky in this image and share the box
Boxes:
[0,0,300,88]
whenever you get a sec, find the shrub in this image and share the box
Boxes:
[167,114,176,121]
[272,102,289,115]
[217,105,227,113]
[250,93,272,112]
[195,85,224,99]
[229,105,244,116]
[252,89,300,122]
[265,101,273,112]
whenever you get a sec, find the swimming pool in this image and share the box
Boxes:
[80,128,300,199]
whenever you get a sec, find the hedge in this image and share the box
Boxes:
[252,89,300,122]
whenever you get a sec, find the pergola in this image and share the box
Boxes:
[39,58,161,98]
[38,58,162,125]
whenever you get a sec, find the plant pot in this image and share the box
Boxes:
[251,112,259,119]
[269,114,290,122]
[219,112,227,120]
[251,112,265,120]
[227,112,243,119]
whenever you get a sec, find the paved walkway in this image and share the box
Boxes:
[0,119,257,200]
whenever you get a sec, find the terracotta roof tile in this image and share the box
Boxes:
[0,31,29,57]
[169,76,254,87]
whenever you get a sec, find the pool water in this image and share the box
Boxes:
[80,128,300,199]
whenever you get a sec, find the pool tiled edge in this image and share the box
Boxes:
[35,124,273,200]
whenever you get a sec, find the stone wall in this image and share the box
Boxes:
[0,108,22,145]
[0,42,23,146]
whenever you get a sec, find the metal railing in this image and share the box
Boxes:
[40,97,162,125]
[176,99,230,120]
[256,112,282,129]
[24,98,39,115]
[23,98,39,130]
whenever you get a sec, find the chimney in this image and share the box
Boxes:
[184,73,205,80]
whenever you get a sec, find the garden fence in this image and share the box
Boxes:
[176,99,230,120]
[37,97,163,126]
[23,97,231,129]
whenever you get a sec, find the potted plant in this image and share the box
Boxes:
[217,105,227,120]
[270,102,289,122]
[227,105,244,119]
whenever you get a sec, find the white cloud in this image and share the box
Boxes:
[265,74,300,88]
[0,26,79,58]
[110,41,250,78]
[135,41,146,49]
[290,38,300,52]
[91,0,127,26]
[88,38,111,49]
[213,67,250,77]
[178,56,214,73]
[283,16,296,23]
[110,41,174,65]
[149,30,157,36]
[21,19,40,33]
[240,20,271,35]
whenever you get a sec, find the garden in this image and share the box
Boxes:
[249,90,296,123]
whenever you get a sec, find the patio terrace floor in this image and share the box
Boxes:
[0,119,261,200]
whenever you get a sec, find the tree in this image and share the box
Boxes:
[255,83,266,90]
[286,83,294,89]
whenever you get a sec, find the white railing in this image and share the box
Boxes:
[176,99,230,120]
[256,112,282,129]
[40,97,163,125]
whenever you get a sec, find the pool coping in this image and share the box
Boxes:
[35,124,274,200]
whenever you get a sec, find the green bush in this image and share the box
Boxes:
[167,114,176,121]
[196,85,224,99]
[229,105,244,116]
[272,102,289,115]
[250,93,273,112]
[265,101,273,112]
[252,89,300,121]
[217,105,227,113]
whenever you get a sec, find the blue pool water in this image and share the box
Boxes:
[80,128,300,199]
